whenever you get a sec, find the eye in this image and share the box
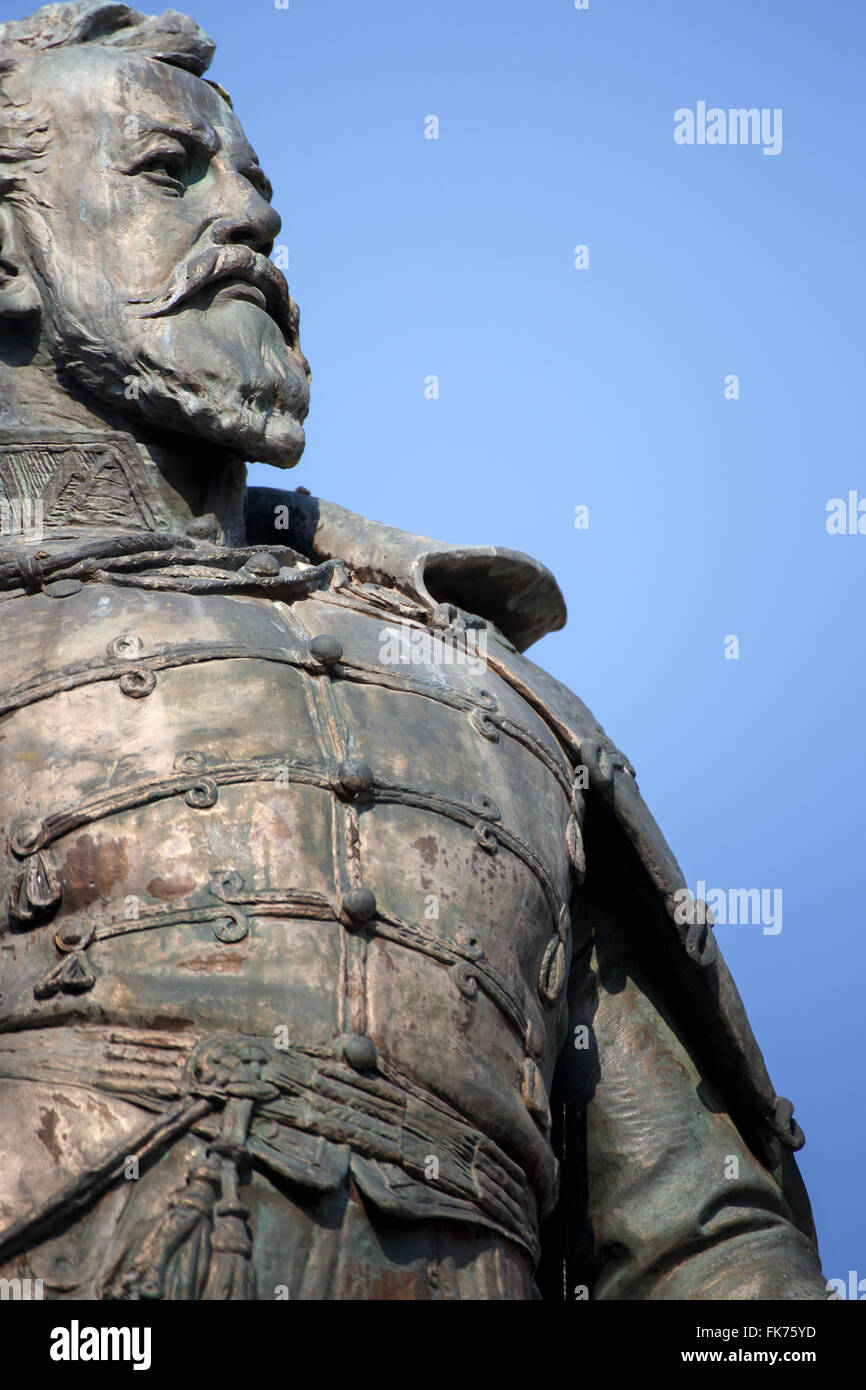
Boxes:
[136,146,189,194]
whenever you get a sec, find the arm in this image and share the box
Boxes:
[545,803,826,1301]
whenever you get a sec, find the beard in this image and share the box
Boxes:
[38,258,310,466]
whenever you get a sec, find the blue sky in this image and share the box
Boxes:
[13,0,863,1290]
[199,0,865,1290]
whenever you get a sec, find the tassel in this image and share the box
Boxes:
[106,1159,220,1301]
[109,1048,264,1299]
[201,1093,257,1300]
[201,1178,256,1300]
[9,850,62,925]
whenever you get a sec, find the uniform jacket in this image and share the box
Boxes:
[0,462,825,1299]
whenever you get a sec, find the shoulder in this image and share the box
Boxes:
[246,484,566,653]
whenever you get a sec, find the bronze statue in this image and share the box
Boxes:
[0,2,825,1300]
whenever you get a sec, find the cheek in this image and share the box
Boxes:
[34,215,128,307]
[68,184,197,294]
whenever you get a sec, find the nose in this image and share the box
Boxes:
[210,187,281,256]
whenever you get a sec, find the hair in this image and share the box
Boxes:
[0,3,226,205]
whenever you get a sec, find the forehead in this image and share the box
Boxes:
[25,47,257,162]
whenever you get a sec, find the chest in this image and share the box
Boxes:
[1,581,576,1055]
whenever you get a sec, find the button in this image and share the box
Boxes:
[309,633,343,665]
[524,1019,543,1062]
[107,633,143,659]
[58,924,85,947]
[521,1057,552,1131]
[344,1035,377,1071]
[11,820,42,855]
[54,921,94,953]
[244,552,280,576]
[471,792,501,821]
[338,759,374,797]
[341,888,376,923]
[45,580,83,598]
[557,904,571,943]
[186,515,220,541]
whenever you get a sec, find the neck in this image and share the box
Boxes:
[0,362,248,546]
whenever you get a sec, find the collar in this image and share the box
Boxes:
[0,428,176,535]
[246,485,567,654]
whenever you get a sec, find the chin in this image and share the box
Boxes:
[219,410,307,466]
[132,384,308,465]
[155,312,310,464]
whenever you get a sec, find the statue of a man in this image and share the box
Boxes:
[0,2,825,1300]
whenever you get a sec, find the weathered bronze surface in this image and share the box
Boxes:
[0,2,826,1300]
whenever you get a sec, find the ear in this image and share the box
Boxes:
[0,204,41,318]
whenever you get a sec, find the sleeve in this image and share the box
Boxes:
[540,800,827,1302]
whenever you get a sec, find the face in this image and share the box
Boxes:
[8,47,310,464]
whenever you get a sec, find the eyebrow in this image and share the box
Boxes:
[132,119,220,155]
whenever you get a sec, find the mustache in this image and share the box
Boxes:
[126,243,300,350]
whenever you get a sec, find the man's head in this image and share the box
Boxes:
[0,2,310,465]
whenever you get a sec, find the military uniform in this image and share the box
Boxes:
[0,436,826,1298]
